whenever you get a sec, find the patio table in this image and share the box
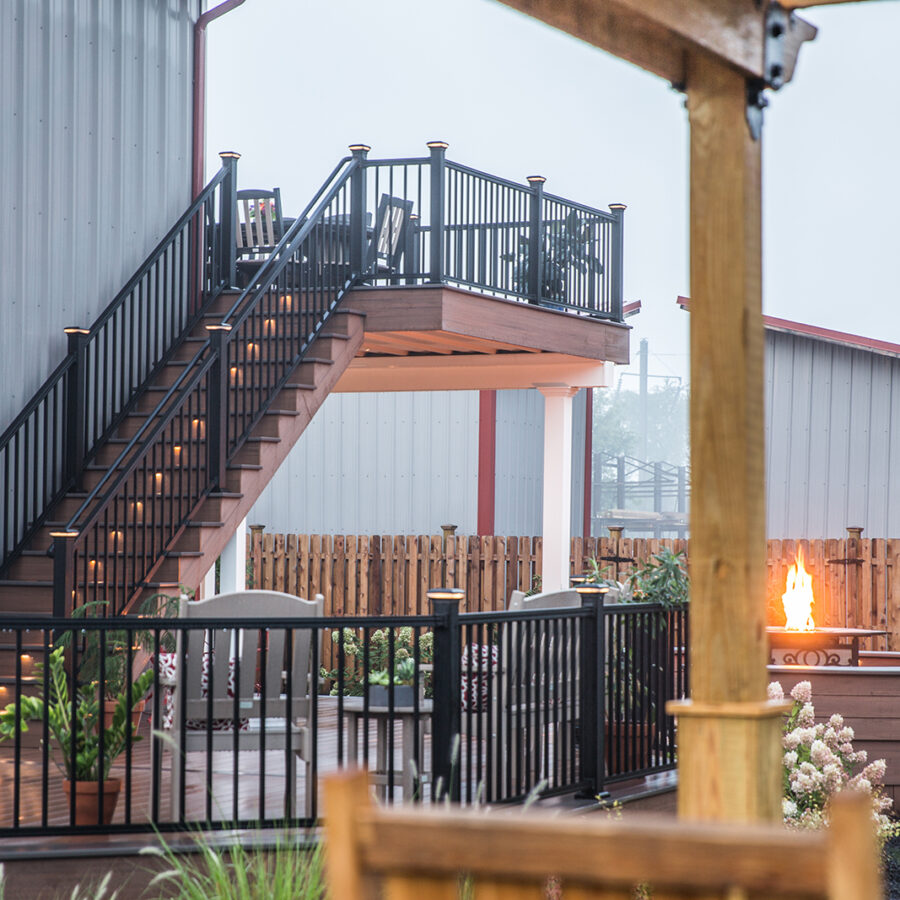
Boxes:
[336,696,432,801]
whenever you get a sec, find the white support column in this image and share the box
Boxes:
[219,515,248,594]
[202,565,216,600]
[538,385,578,593]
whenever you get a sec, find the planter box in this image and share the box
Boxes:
[368,685,416,708]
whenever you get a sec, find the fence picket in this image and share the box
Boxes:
[247,532,900,646]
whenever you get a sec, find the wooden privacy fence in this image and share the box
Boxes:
[249,531,900,649]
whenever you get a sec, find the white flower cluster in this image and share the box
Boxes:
[769,680,893,833]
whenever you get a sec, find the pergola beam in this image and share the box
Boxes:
[498,0,816,90]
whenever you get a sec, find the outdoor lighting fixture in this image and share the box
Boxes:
[426,141,449,150]
[609,203,627,212]
[63,327,90,336]
[569,575,588,587]
[205,323,232,332]
[426,587,465,603]
[574,582,609,599]
[348,144,371,153]
[218,151,241,160]
[527,175,547,185]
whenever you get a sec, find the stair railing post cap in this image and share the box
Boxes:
[426,587,465,602]
[205,323,233,332]
[609,203,627,211]
[426,141,449,150]
[63,326,90,335]
[348,143,371,153]
[526,175,546,185]
[49,530,80,538]
[218,151,241,160]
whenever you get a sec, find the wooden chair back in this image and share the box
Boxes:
[324,769,881,900]
[176,589,322,722]
[236,188,283,258]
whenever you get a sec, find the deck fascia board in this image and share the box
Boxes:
[346,285,630,364]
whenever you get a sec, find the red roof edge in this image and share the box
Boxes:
[676,296,900,358]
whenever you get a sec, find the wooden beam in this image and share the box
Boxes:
[672,50,783,824]
[496,0,815,87]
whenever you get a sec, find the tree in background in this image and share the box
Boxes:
[592,382,689,467]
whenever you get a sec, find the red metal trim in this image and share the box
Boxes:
[477,390,497,536]
[677,295,900,358]
[583,388,593,539]
[193,0,247,198]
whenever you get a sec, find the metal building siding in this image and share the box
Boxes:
[493,388,587,537]
[765,330,899,538]
[0,0,196,430]
[246,391,480,535]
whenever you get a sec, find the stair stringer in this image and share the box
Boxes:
[137,308,365,601]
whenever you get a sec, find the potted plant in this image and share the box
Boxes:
[60,593,179,730]
[0,645,155,824]
[502,209,603,305]
[368,657,419,708]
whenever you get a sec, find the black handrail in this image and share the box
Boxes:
[55,158,362,614]
[0,165,232,576]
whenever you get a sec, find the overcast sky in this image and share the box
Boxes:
[206,1,900,388]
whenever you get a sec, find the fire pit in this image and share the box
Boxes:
[767,550,885,666]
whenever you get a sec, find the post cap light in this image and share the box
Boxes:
[49,530,80,539]
[426,587,465,602]
[609,203,627,211]
[205,323,233,332]
[63,326,90,335]
[218,151,241,160]
[574,582,610,597]
[348,143,371,153]
[426,141,449,150]
[569,575,589,586]
[526,175,546,184]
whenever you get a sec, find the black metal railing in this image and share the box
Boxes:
[359,144,625,319]
[0,599,685,836]
[0,165,234,576]
[53,156,359,615]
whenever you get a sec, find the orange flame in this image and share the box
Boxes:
[782,550,815,631]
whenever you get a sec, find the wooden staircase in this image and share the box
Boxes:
[0,292,364,618]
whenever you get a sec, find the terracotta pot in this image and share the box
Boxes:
[62,778,122,826]
[102,698,145,732]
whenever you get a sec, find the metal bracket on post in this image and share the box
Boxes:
[746,3,817,141]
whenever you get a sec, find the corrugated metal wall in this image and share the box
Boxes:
[493,388,586,536]
[247,391,481,534]
[0,0,197,430]
[765,330,900,538]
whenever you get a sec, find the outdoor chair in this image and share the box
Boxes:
[324,769,880,900]
[235,188,284,288]
[156,589,323,821]
[366,194,414,276]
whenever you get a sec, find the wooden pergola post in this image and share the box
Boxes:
[668,50,785,823]
[497,0,831,824]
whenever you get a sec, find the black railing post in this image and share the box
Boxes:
[574,584,608,797]
[427,141,448,284]
[219,151,240,289]
[50,531,78,617]
[609,203,626,321]
[206,324,232,490]
[63,327,90,489]
[428,586,464,802]
[527,175,546,306]
[349,144,370,277]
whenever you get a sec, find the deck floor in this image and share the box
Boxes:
[0,702,441,829]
